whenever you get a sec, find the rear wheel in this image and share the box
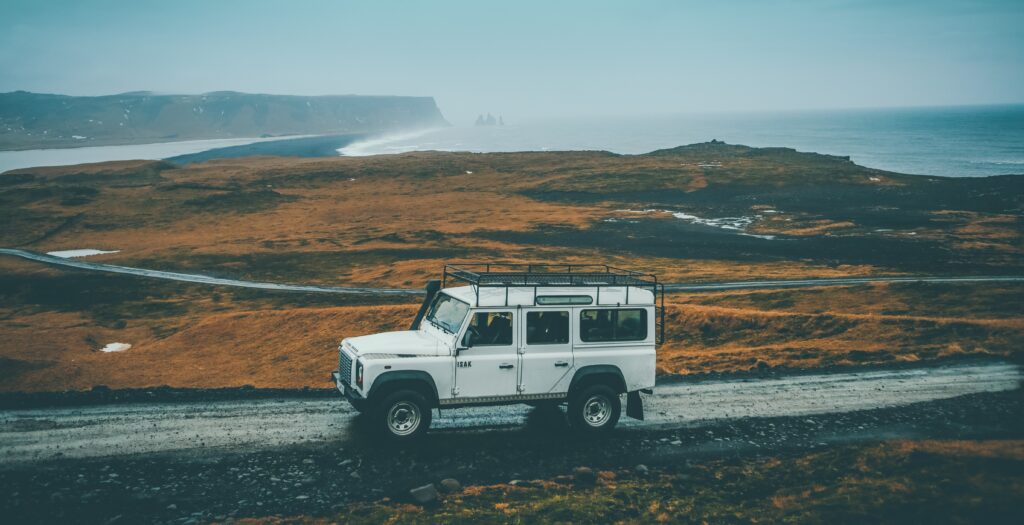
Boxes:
[568,384,620,434]
[374,389,432,441]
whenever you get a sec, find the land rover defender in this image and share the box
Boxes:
[332,263,664,440]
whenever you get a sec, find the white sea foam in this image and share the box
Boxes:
[337,128,444,156]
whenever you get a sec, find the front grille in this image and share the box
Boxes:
[338,345,353,386]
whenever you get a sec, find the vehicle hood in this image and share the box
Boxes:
[345,330,446,357]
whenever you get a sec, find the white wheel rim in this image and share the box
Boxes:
[388,401,421,436]
[583,395,611,427]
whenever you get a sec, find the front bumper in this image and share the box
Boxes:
[331,371,365,401]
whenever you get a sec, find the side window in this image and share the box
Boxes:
[580,309,647,342]
[463,311,513,347]
[526,311,570,345]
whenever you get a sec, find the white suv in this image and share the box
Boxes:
[332,264,663,440]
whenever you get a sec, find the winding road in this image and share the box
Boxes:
[3,247,1022,295]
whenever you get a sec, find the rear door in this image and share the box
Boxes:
[519,308,574,395]
[453,310,518,399]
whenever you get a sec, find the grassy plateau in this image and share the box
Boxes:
[0,142,1021,392]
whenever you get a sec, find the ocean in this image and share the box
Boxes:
[339,105,1024,177]
[1,105,1021,177]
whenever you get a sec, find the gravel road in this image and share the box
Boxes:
[1,360,1021,524]
[2,361,1017,465]
[3,247,1022,295]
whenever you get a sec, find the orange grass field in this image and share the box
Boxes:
[2,257,1021,392]
[1,144,1021,392]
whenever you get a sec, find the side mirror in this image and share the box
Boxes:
[461,329,477,349]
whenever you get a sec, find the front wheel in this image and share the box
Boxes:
[374,390,432,441]
[568,384,621,434]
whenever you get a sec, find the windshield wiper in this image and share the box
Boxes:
[427,317,452,334]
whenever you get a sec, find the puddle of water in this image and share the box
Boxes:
[614,209,777,240]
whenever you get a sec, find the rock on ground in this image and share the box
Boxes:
[409,483,439,505]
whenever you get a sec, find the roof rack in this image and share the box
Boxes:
[444,263,659,288]
[442,263,666,344]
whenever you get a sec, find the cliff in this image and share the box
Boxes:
[0,91,448,150]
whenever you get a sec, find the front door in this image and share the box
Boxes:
[453,310,518,399]
[519,308,574,395]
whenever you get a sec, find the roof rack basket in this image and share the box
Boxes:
[443,263,666,345]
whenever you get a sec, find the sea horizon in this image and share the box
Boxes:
[2,103,1022,177]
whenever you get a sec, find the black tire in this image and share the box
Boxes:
[373,389,432,441]
[567,384,621,433]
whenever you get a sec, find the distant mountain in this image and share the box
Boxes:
[0,91,448,150]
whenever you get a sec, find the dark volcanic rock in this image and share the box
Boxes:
[573,466,596,486]
[409,483,439,505]
[439,478,462,493]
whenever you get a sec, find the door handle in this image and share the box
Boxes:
[554,361,569,367]
[499,363,514,369]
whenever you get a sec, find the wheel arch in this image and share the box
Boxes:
[569,365,627,395]
[366,370,440,407]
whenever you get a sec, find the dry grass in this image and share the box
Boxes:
[1,149,1022,392]
[657,286,1024,375]
[1,255,1019,392]
[0,301,418,392]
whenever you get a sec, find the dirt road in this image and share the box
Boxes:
[2,361,1017,465]
[3,247,1023,295]
[1,360,1021,524]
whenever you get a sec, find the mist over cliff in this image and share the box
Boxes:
[0,91,448,150]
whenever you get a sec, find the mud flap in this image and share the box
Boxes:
[626,391,644,421]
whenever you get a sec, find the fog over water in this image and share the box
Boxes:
[2,2,1022,124]
[338,105,1024,177]
[2,2,1022,176]
[3,105,1021,177]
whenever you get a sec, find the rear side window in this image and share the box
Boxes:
[580,309,647,342]
[526,311,569,345]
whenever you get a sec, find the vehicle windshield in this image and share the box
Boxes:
[424,293,470,334]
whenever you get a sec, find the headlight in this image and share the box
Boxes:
[355,360,364,388]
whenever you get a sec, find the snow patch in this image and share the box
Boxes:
[100,343,131,353]
[47,249,120,258]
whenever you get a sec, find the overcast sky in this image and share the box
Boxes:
[1,0,1022,124]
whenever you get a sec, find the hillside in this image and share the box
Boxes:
[2,142,1022,282]
[0,91,448,150]
[1,142,1022,392]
